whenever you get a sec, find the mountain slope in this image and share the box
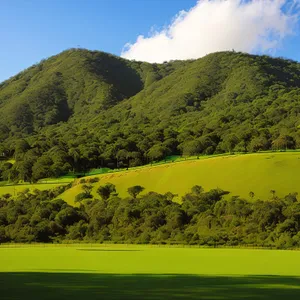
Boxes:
[1,49,300,182]
[0,49,186,136]
[0,50,143,134]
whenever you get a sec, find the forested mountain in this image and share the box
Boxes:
[1,49,300,182]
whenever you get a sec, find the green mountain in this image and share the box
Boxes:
[0,49,300,182]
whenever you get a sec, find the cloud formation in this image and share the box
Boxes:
[121,0,300,62]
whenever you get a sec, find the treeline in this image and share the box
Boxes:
[0,130,298,183]
[1,183,300,249]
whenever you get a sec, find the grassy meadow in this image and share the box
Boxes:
[2,152,300,205]
[1,245,300,299]
[60,152,300,205]
[0,183,69,196]
[0,177,74,197]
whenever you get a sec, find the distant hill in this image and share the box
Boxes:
[1,49,300,182]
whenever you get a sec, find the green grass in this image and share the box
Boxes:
[0,182,70,196]
[1,245,300,299]
[0,176,74,197]
[1,245,300,275]
[37,177,75,184]
[60,152,300,205]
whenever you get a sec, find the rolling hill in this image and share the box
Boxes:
[58,152,300,205]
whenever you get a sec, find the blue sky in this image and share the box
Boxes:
[1,0,300,83]
[0,0,195,82]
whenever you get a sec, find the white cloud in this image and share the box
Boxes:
[121,0,300,62]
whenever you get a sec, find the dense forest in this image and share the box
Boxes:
[1,49,300,182]
[0,182,300,249]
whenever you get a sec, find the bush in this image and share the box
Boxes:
[88,177,100,183]
[75,192,92,203]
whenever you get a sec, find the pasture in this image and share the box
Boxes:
[0,178,73,197]
[2,152,300,205]
[60,152,300,205]
[1,245,300,299]
[0,183,68,197]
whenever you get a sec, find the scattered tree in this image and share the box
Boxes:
[127,185,145,198]
[97,183,116,200]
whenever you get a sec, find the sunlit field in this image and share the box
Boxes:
[59,152,300,205]
[0,183,70,197]
[1,245,300,299]
[2,152,300,207]
[0,176,74,198]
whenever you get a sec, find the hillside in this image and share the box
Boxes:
[1,49,300,183]
[58,152,300,206]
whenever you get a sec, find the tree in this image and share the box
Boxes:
[249,191,255,200]
[127,185,145,198]
[272,135,295,150]
[55,207,82,226]
[97,183,116,200]
[248,136,269,152]
[0,124,9,142]
[82,184,93,197]
[16,159,33,182]
[0,162,13,181]
[147,145,166,162]
[116,149,129,167]
[68,148,81,172]
[191,185,204,196]
[179,140,203,157]
[0,226,7,243]
[14,139,30,159]
[164,192,178,201]
[223,134,239,153]
[75,184,93,202]
[32,156,53,182]
[75,192,90,203]
[270,190,276,200]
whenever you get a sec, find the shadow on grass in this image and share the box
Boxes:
[1,273,300,300]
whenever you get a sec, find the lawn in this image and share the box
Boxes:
[1,245,300,299]
[60,152,300,205]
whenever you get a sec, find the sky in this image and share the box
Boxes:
[1,0,300,83]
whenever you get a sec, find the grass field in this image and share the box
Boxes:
[1,245,300,299]
[60,152,300,205]
[0,181,72,197]
[2,152,300,205]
